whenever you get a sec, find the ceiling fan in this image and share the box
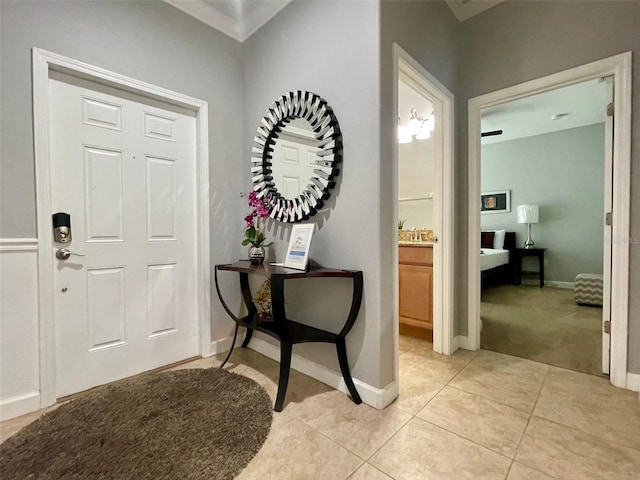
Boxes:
[481,130,503,137]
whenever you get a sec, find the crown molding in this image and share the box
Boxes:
[445,0,506,22]
[164,0,292,42]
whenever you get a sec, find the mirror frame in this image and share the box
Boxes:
[252,90,343,223]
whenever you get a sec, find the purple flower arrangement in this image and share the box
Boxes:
[241,191,273,248]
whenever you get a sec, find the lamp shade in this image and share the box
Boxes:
[517,204,539,224]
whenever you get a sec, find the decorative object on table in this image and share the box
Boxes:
[253,279,273,320]
[481,190,511,214]
[398,218,405,230]
[251,90,342,223]
[0,368,272,480]
[517,204,539,248]
[284,223,315,270]
[242,191,273,264]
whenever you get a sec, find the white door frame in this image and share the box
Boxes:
[32,48,211,407]
[467,52,632,389]
[392,43,455,364]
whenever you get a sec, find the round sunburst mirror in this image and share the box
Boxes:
[251,90,343,223]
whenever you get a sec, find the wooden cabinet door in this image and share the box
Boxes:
[399,263,433,329]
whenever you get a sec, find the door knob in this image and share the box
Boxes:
[55,248,86,260]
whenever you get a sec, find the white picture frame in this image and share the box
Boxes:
[481,190,511,214]
[284,223,315,270]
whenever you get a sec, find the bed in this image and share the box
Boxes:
[481,231,516,291]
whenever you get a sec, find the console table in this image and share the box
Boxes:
[214,261,363,412]
[514,248,546,288]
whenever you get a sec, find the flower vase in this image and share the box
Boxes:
[248,245,265,265]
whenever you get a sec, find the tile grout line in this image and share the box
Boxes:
[416,415,514,464]
[508,364,565,480]
[396,348,517,469]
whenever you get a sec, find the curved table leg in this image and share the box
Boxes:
[241,328,253,348]
[336,337,362,404]
[274,341,293,412]
[219,323,239,369]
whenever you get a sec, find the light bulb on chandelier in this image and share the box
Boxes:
[398,107,434,144]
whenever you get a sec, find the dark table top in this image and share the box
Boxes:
[216,261,360,279]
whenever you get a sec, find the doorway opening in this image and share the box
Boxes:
[478,78,609,376]
[392,44,455,403]
[467,53,632,389]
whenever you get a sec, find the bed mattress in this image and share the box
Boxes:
[481,248,509,271]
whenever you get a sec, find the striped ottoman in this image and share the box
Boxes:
[574,273,603,307]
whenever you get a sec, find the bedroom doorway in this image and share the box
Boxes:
[478,78,609,376]
[467,53,631,389]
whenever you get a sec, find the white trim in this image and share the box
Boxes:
[626,373,640,392]
[393,44,456,366]
[164,0,243,40]
[468,52,632,389]
[445,0,506,22]
[520,279,575,289]
[544,281,575,290]
[248,337,395,409]
[0,392,41,422]
[454,334,472,351]
[163,0,292,42]
[32,48,211,408]
[209,332,246,357]
[0,238,38,252]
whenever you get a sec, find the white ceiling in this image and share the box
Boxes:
[481,78,608,145]
[165,0,503,42]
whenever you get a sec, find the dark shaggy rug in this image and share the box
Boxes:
[0,368,273,479]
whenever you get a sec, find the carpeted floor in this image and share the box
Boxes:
[481,285,603,376]
[0,368,273,479]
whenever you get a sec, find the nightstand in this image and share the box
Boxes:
[514,248,546,288]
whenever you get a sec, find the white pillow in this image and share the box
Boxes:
[492,229,506,250]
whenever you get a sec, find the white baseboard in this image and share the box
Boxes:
[209,331,246,357]
[248,337,395,409]
[454,335,473,351]
[627,372,640,392]
[0,391,41,421]
[521,279,574,289]
[545,281,575,289]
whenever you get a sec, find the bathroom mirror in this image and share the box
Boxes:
[251,90,342,223]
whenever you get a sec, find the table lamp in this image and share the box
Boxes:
[517,204,539,249]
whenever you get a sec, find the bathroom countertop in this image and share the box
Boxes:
[398,241,434,248]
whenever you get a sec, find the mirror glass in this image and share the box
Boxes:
[270,119,320,200]
[251,90,342,223]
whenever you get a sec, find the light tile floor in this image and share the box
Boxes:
[2,337,639,479]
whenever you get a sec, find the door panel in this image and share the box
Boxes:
[50,71,198,398]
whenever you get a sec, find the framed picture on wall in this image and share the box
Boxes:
[481,190,511,214]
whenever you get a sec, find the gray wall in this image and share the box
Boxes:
[380,0,460,382]
[398,138,436,230]
[0,0,245,340]
[456,0,640,373]
[481,124,606,283]
[242,1,386,386]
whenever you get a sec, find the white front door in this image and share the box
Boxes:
[49,71,198,398]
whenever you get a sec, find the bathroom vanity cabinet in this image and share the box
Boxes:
[399,244,433,331]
